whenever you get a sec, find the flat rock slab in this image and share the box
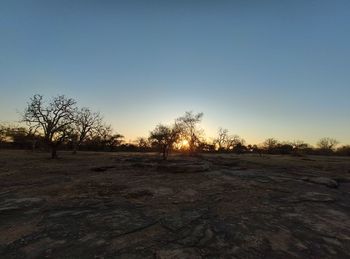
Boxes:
[157,162,210,173]
[160,209,207,231]
[302,176,338,188]
[298,192,336,202]
[0,197,45,213]
[1,151,350,258]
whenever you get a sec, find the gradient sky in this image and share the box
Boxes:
[1,0,349,145]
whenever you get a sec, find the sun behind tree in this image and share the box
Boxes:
[173,138,190,150]
[180,139,189,150]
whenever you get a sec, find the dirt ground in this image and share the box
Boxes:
[0,150,350,258]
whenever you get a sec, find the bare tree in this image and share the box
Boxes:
[263,138,278,153]
[317,137,339,151]
[226,135,245,151]
[176,111,204,153]
[27,126,41,151]
[214,128,245,152]
[292,140,308,149]
[96,124,124,151]
[149,124,181,160]
[72,107,102,154]
[22,94,77,158]
[136,137,150,150]
[214,127,229,151]
[0,124,7,143]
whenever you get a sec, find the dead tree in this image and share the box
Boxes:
[72,107,102,154]
[214,127,229,151]
[317,137,339,154]
[22,94,76,158]
[95,124,124,151]
[176,111,204,153]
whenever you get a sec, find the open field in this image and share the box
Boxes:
[0,150,350,258]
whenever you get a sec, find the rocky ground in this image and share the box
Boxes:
[0,150,350,258]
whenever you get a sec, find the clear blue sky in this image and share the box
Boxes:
[1,0,349,145]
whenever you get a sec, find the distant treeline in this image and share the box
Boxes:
[0,94,349,159]
[1,126,349,157]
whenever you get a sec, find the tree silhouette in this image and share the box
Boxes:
[136,137,150,151]
[72,107,102,154]
[227,135,245,152]
[22,94,77,158]
[0,124,6,143]
[317,137,339,152]
[149,124,181,160]
[214,128,229,151]
[176,112,203,153]
[292,140,308,150]
[336,145,350,156]
[214,128,245,152]
[106,133,124,151]
[95,124,124,151]
[263,138,278,153]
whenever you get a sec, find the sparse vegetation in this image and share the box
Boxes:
[0,94,348,158]
[1,1,349,257]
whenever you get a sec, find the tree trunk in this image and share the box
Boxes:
[72,142,78,154]
[162,145,167,160]
[31,139,36,152]
[51,146,58,159]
